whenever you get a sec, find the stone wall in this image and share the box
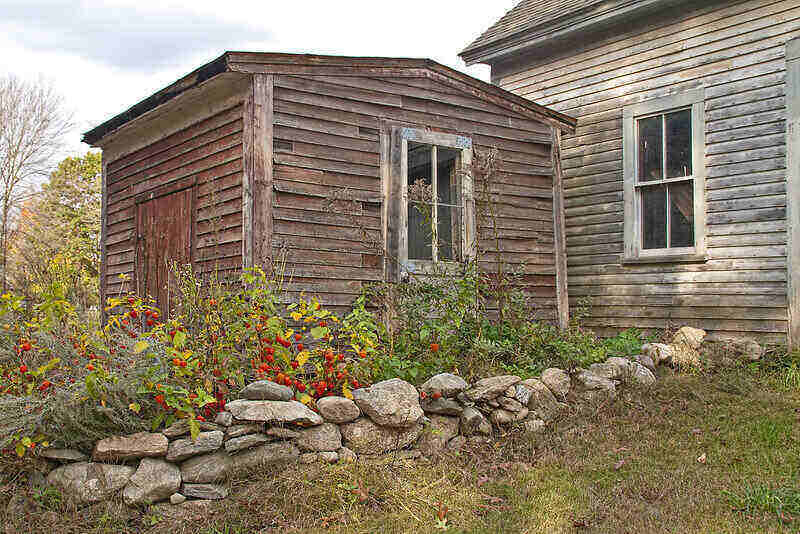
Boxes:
[35,336,683,509]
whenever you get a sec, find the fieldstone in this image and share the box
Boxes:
[153,500,214,520]
[40,448,87,463]
[47,462,135,504]
[540,368,570,399]
[420,373,469,398]
[319,451,339,464]
[170,493,186,505]
[674,326,706,350]
[590,357,634,381]
[295,423,342,452]
[641,343,674,365]
[224,433,269,453]
[299,452,318,464]
[729,337,764,361]
[180,451,233,483]
[632,354,657,375]
[571,370,617,403]
[515,407,530,422]
[463,375,520,402]
[397,449,422,460]
[420,397,463,416]
[490,409,515,426]
[182,483,228,500]
[447,435,466,451]
[266,426,301,439]
[467,436,492,446]
[316,396,360,423]
[351,378,423,428]
[339,417,422,455]
[225,400,323,426]
[166,431,224,462]
[93,432,168,462]
[521,378,563,422]
[240,380,293,401]
[504,386,516,397]
[522,419,545,434]
[460,407,492,437]
[214,412,233,427]
[417,415,460,456]
[629,362,656,387]
[122,458,181,506]
[227,424,263,439]
[498,396,524,413]
[163,421,223,439]
[487,398,500,408]
[231,442,299,472]
[337,447,357,463]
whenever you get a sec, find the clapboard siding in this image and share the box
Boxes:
[272,74,558,317]
[494,0,797,339]
[104,104,245,297]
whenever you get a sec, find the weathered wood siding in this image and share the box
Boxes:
[104,104,245,300]
[493,0,799,341]
[269,74,557,317]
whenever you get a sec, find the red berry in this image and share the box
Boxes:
[20,342,31,352]
[291,361,299,369]
[146,319,154,327]
[86,364,95,371]
[128,297,135,305]
[294,334,302,342]
[179,360,187,368]
[430,343,439,353]
[359,350,366,359]
[337,353,344,362]
[297,383,306,392]
[297,343,304,351]
[129,310,138,319]
[420,391,427,399]
[18,365,27,374]
[432,391,442,400]
[196,415,205,422]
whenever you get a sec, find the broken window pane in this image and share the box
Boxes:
[669,181,694,247]
[437,205,462,261]
[407,142,433,260]
[638,115,663,182]
[408,202,432,260]
[642,184,667,249]
[666,109,692,178]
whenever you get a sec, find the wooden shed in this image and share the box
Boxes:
[83,53,576,322]
[463,0,800,345]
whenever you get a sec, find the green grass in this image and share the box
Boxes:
[1,365,798,534]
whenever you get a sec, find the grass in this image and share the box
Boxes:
[1,364,798,534]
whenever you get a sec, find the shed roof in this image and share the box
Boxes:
[82,51,576,146]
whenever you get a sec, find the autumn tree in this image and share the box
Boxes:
[0,75,72,291]
[9,152,101,313]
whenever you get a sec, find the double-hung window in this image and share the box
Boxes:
[385,127,476,278]
[623,88,706,262]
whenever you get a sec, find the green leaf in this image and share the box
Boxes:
[151,412,165,432]
[310,326,328,339]
[189,418,200,440]
[132,340,149,354]
[15,443,25,457]
[173,330,187,348]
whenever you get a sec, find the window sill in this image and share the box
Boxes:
[621,253,708,265]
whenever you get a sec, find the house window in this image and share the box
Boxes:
[385,127,476,278]
[623,89,706,262]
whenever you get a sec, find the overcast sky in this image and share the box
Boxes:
[0,0,517,154]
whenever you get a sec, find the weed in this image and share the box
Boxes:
[725,485,800,520]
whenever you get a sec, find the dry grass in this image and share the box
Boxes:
[2,365,798,534]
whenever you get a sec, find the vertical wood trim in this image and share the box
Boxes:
[99,157,108,323]
[252,74,274,270]
[786,38,800,349]
[692,96,707,259]
[462,148,476,260]
[380,124,390,280]
[242,78,255,270]
[622,107,638,259]
[551,127,569,330]
[385,127,404,283]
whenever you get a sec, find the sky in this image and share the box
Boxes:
[0,0,518,155]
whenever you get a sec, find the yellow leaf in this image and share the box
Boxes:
[296,350,310,367]
[132,340,149,354]
[299,393,312,405]
[128,402,141,413]
[290,312,303,322]
[285,329,294,339]
[342,384,353,400]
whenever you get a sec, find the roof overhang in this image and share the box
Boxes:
[83,51,576,147]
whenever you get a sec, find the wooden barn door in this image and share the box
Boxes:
[135,180,195,316]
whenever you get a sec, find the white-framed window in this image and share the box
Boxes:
[385,127,476,278]
[623,88,706,263]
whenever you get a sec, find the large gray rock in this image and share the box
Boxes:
[180,451,233,483]
[463,375,520,402]
[338,447,357,463]
[295,423,342,452]
[316,396,361,423]
[540,368,570,399]
[589,357,634,381]
[266,426,301,439]
[122,458,181,506]
[47,462,135,504]
[231,442,299,472]
[163,420,223,439]
[352,378,423,428]
[497,396,524,413]
[339,417,422,455]
[240,380,293,401]
[214,411,233,427]
[319,451,339,464]
[520,378,564,422]
[522,419,545,434]
[166,431,224,462]
[460,407,492,437]
[40,448,87,463]
[93,432,168,462]
[490,408,515,426]
[728,337,765,361]
[226,424,263,439]
[571,369,617,403]
[182,483,228,500]
[421,397,463,416]
[674,326,706,350]
[419,373,469,398]
[632,354,656,375]
[629,362,656,387]
[170,493,186,505]
[224,433,269,453]
[641,343,674,365]
[417,415,460,456]
[225,400,323,426]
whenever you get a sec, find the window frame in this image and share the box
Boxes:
[386,127,476,278]
[622,88,707,264]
